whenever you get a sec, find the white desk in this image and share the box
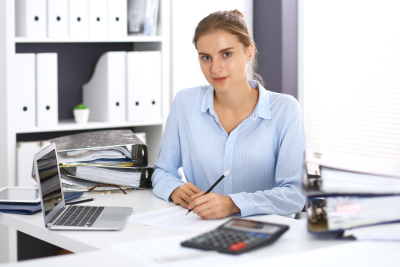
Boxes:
[0,190,398,266]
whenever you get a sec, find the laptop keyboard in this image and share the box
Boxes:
[51,206,105,227]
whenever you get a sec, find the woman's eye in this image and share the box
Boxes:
[202,56,211,61]
[223,52,232,57]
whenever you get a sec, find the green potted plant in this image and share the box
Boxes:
[73,103,90,124]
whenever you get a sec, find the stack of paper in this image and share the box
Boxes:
[303,151,400,235]
[110,235,256,267]
[58,146,133,167]
[325,196,400,230]
[320,167,400,194]
[127,0,159,36]
[46,130,151,190]
[75,166,141,186]
[343,223,400,241]
[128,206,231,233]
[61,167,141,189]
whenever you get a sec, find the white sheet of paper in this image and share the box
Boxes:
[110,235,256,267]
[127,206,230,232]
[343,223,400,241]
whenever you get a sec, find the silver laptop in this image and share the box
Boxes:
[33,142,132,230]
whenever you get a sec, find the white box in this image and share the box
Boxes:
[83,52,127,122]
[17,141,50,187]
[36,53,58,127]
[88,0,108,37]
[47,0,69,37]
[107,0,127,37]
[15,0,47,37]
[69,0,89,38]
[127,51,161,122]
[15,54,36,128]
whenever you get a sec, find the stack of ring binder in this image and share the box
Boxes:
[32,130,154,192]
[303,151,400,235]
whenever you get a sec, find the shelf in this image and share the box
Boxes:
[15,119,164,134]
[14,35,163,43]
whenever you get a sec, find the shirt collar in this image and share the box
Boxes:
[200,80,271,120]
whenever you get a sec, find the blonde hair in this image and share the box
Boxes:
[193,9,263,86]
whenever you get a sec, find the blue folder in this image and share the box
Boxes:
[0,192,84,215]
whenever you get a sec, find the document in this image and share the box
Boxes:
[61,167,141,187]
[110,235,256,267]
[320,167,400,194]
[343,223,400,241]
[326,195,400,230]
[58,146,132,163]
[128,206,231,232]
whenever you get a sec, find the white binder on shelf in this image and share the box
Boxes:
[15,0,47,37]
[36,53,58,127]
[88,0,108,37]
[83,52,127,122]
[17,141,50,187]
[15,54,36,128]
[47,0,69,37]
[126,51,161,122]
[107,0,127,37]
[69,0,89,38]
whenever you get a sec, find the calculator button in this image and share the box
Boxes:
[229,244,240,251]
[229,242,247,251]
[259,234,268,239]
[236,242,248,249]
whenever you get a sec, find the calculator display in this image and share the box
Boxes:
[224,219,281,234]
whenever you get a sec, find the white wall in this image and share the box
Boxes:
[171,0,253,98]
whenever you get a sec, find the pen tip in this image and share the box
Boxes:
[185,211,190,215]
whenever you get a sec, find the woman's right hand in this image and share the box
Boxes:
[170,182,201,208]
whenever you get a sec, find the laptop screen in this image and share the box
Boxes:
[37,148,63,216]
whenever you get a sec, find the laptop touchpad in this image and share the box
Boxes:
[99,213,126,221]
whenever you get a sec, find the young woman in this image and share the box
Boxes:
[151,10,306,219]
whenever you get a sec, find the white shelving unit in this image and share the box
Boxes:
[0,0,171,263]
[15,35,164,43]
[15,119,165,134]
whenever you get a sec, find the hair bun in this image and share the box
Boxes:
[230,9,244,18]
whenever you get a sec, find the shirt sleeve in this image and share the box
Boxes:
[151,95,185,201]
[228,99,306,217]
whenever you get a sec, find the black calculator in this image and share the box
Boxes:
[181,218,289,254]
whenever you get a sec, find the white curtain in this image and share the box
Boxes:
[301,0,400,161]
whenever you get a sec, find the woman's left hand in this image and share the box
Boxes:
[188,192,240,219]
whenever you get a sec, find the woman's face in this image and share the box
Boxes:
[196,31,253,93]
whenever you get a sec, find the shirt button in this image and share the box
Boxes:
[228,144,232,147]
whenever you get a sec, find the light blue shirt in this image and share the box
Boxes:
[152,80,306,217]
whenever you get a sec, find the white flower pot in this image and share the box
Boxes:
[74,109,90,124]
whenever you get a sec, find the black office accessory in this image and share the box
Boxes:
[67,198,95,205]
[181,218,288,254]
[0,192,83,215]
[186,170,230,215]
